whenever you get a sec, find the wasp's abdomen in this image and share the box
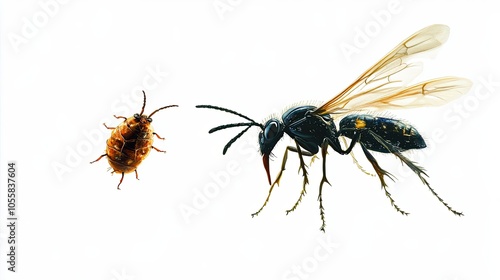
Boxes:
[106,117,154,173]
[339,114,426,153]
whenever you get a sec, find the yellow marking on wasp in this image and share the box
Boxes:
[402,126,415,137]
[355,119,366,129]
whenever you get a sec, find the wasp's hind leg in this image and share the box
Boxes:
[336,129,409,215]
[366,130,463,216]
[341,136,375,177]
[360,144,409,215]
[251,144,314,218]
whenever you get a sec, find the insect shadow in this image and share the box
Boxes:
[197,24,471,231]
[91,91,178,189]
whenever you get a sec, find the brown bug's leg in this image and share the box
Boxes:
[153,132,165,140]
[113,115,127,121]
[152,146,166,153]
[135,169,139,180]
[116,172,125,190]
[103,123,116,130]
[90,154,107,164]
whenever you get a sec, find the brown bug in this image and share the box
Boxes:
[90,90,178,189]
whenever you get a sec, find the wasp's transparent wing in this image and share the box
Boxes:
[358,77,472,109]
[314,24,470,115]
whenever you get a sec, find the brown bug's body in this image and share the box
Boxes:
[106,115,156,173]
[91,91,177,189]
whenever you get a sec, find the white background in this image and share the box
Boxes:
[1,1,499,279]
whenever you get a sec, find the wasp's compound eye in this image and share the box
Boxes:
[147,117,152,123]
[264,121,279,139]
[134,113,140,119]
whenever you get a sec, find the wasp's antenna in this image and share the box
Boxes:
[196,105,264,154]
[209,122,262,133]
[149,105,179,118]
[222,126,253,155]
[210,122,262,154]
[196,105,264,129]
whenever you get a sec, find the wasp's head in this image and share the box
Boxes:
[259,118,284,185]
[197,104,284,183]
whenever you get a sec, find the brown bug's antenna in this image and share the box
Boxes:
[149,105,179,118]
[140,90,178,117]
[140,90,147,115]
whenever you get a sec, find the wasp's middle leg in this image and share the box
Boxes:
[317,139,332,232]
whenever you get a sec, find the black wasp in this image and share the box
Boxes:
[197,24,471,231]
